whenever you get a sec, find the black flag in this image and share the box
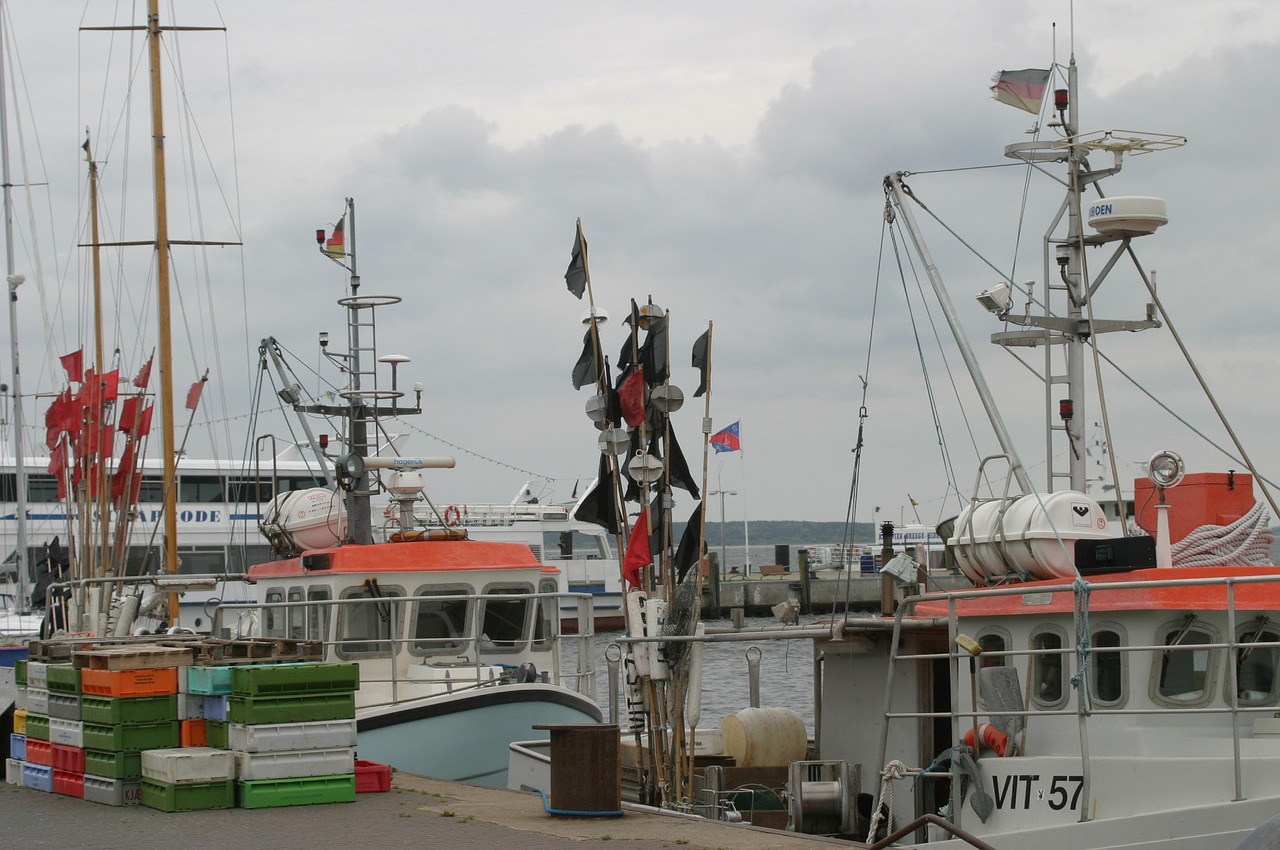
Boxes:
[571,329,602,390]
[665,425,701,499]
[674,502,704,582]
[573,456,622,534]
[638,314,669,384]
[691,329,709,397]
[565,221,588,299]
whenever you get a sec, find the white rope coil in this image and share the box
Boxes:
[867,759,917,842]
[1171,501,1275,567]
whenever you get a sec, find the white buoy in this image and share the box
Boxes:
[687,622,705,729]
[645,597,669,680]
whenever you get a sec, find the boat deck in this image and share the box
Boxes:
[1,769,853,850]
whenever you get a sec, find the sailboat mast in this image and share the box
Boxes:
[86,142,112,578]
[146,0,181,621]
[0,2,30,610]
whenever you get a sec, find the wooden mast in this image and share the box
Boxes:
[85,139,111,581]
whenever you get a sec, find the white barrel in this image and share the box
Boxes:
[720,707,807,767]
[265,487,346,550]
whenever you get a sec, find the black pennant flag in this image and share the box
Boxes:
[665,425,700,499]
[573,455,622,534]
[691,330,709,397]
[565,222,588,299]
[674,502,704,581]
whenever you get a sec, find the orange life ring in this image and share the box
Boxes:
[443,505,461,527]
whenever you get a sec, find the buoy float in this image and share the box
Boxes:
[963,722,1010,757]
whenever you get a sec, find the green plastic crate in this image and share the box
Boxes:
[140,778,235,812]
[237,773,355,809]
[82,720,180,753]
[205,721,228,750]
[81,695,177,725]
[85,748,143,779]
[25,713,50,741]
[230,663,358,697]
[14,658,27,685]
[46,663,81,694]
[227,692,354,725]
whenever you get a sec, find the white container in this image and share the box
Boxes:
[234,747,355,781]
[720,707,807,768]
[48,717,84,748]
[26,686,49,715]
[83,774,142,807]
[227,719,357,753]
[1087,195,1168,234]
[177,693,206,720]
[26,661,48,688]
[13,685,29,712]
[47,692,82,721]
[5,757,23,787]
[142,747,235,785]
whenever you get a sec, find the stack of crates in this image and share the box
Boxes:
[76,644,191,808]
[198,662,360,808]
[13,655,55,793]
[5,651,31,789]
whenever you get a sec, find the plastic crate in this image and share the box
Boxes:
[227,691,355,725]
[25,713,50,741]
[185,665,234,695]
[54,769,85,798]
[226,719,357,753]
[354,759,391,793]
[47,691,83,720]
[181,719,207,747]
[85,748,142,779]
[49,717,85,748]
[236,773,355,809]
[143,747,235,784]
[26,686,49,715]
[23,762,53,792]
[177,693,206,720]
[81,666,179,698]
[231,663,358,697]
[26,660,47,688]
[205,721,228,750]
[81,694,177,725]
[204,695,228,721]
[0,646,28,668]
[140,777,235,812]
[46,663,81,693]
[51,743,86,774]
[83,773,142,806]
[234,747,353,781]
[26,737,52,766]
[12,708,26,734]
[82,720,180,753]
[12,655,29,682]
[5,757,22,787]
[9,733,26,761]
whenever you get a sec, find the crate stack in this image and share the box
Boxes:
[200,662,361,808]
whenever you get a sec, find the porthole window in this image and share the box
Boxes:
[1153,618,1218,707]
[1090,625,1127,707]
[976,627,1011,669]
[1235,621,1279,706]
[1030,625,1068,709]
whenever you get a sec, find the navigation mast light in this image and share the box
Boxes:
[1148,450,1185,490]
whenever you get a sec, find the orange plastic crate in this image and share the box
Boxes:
[80,666,178,698]
[26,737,53,766]
[54,769,85,798]
[181,719,207,747]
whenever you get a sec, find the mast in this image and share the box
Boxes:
[85,139,111,579]
[1,2,30,611]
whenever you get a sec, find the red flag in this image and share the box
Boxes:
[45,390,76,448]
[618,369,646,427]
[112,441,141,503]
[119,397,154,436]
[47,443,69,497]
[59,349,84,384]
[133,356,153,388]
[622,511,651,590]
[99,369,120,403]
[185,379,205,410]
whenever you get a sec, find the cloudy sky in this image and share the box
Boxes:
[3,1,1279,530]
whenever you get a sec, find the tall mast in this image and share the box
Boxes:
[0,1,30,610]
[85,139,111,578]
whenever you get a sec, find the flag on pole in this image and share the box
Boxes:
[990,68,1051,114]
[674,502,704,582]
[565,220,588,299]
[618,369,646,427]
[691,330,710,397]
[622,510,651,589]
[59,349,84,384]
[185,379,206,410]
[710,421,741,453]
[133,355,154,388]
[324,214,346,259]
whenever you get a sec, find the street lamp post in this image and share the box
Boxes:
[708,489,737,575]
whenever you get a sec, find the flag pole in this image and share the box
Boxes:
[689,319,713,796]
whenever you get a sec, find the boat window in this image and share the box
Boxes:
[532,578,558,648]
[227,479,272,504]
[25,474,59,503]
[409,586,472,655]
[175,548,230,576]
[336,583,403,659]
[1030,626,1068,708]
[976,628,1011,669]
[178,475,227,504]
[1090,625,1126,706]
[281,476,325,492]
[0,473,14,501]
[478,585,531,653]
[306,587,331,643]
[287,586,305,640]
[1235,621,1279,706]
[263,587,286,638]
[137,477,165,503]
[1153,618,1218,706]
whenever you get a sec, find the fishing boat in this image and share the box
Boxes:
[802,49,1280,850]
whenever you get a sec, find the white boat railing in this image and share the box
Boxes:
[875,570,1280,832]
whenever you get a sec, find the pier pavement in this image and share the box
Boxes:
[0,770,856,850]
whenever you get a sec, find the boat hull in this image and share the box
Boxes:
[355,682,602,787]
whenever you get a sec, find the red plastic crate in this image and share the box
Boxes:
[26,738,53,766]
[54,769,85,798]
[51,743,86,774]
[181,719,207,747]
[354,759,390,793]
[81,667,178,697]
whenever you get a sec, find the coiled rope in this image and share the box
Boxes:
[1170,502,1275,567]
[867,759,917,842]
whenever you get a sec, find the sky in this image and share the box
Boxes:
[2,0,1279,531]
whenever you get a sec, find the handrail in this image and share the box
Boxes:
[868,812,1001,850]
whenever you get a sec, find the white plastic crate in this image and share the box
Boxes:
[177,693,206,720]
[227,719,358,753]
[26,686,49,715]
[26,660,48,688]
[48,717,84,748]
[142,747,235,785]
[13,685,29,712]
[5,757,23,787]
[234,747,354,781]
[83,773,142,806]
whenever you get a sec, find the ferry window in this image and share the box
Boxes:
[306,587,331,643]
[1154,619,1217,705]
[26,474,59,503]
[977,628,1011,669]
[337,583,402,658]
[479,585,531,652]
[179,475,226,503]
[409,586,471,655]
[138,477,165,503]
[533,578,558,647]
[1090,626,1126,706]
[0,473,14,501]
[1236,622,1279,705]
[227,479,272,504]
[281,476,325,492]
[287,586,305,640]
[1030,626,1068,708]
[263,588,286,638]
[176,548,229,576]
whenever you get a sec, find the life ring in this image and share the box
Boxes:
[443,505,462,526]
